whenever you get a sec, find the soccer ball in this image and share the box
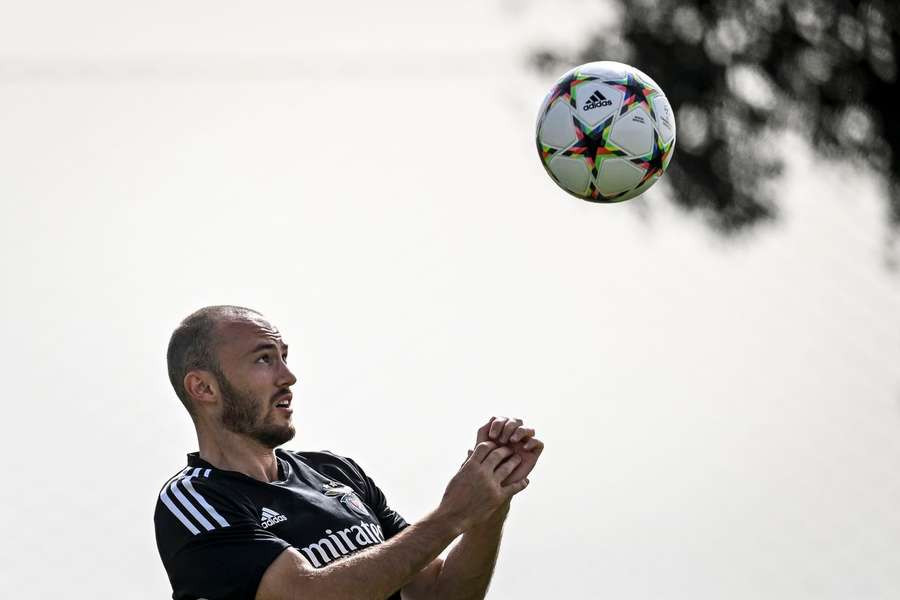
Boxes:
[535,61,676,203]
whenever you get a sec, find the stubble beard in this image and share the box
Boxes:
[215,369,295,449]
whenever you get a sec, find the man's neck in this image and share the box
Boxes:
[197,429,280,482]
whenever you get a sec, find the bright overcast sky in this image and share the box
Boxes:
[1,1,899,598]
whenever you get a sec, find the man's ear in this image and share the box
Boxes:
[184,370,219,410]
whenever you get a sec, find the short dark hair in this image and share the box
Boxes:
[166,305,262,415]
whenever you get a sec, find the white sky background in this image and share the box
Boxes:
[1,1,899,598]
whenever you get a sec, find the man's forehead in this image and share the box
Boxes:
[216,317,286,350]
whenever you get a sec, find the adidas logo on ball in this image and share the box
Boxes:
[583,90,612,110]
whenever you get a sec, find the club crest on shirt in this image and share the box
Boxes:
[322,481,370,517]
[322,480,353,496]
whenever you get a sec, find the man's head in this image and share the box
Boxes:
[166,306,297,448]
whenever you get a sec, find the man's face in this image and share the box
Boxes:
[211,316,298,448]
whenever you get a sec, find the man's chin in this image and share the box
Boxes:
[253,424,296,449]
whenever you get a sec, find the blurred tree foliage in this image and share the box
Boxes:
[533,0,899,235]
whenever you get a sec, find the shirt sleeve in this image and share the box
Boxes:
[154,474,291,600]
[321,453,410,540]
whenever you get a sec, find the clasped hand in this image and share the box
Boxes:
[471,416,544,486]
[439,416,544,532]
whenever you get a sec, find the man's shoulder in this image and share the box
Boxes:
[155,465,233,502]
[154,465,252,540]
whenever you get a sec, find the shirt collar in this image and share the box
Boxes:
[185,451,290,481]
[186,452,212,468]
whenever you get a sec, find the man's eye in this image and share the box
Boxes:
[256,355,271,364]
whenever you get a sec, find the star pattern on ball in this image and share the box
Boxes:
[562,114,636,202]
[561,115,626,171]
[538,142,558,163]
[545,71,601,110]
[609,72,658,119]
[629,129,670,187]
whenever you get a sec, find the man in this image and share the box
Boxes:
[155,305,544,600]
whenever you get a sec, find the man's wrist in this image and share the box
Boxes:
[425,506,467,540]
[480,499,511,529]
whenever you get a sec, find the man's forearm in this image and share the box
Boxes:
[258,439,532,600]
[310,510,461,599]
[261,509,461,600]
[432,501,511,600]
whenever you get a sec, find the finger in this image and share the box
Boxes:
[476,417,497,444]
[499,418,523,444]
[502,477,530,498]
[494,452,522,482]
[501,454,537,486]
[468,441,497,464]
[523,437,544,452]
[488,417,507,441]
[509,426,534,445]
[482,445,515,470]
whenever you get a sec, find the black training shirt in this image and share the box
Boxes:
[154,449,409,600]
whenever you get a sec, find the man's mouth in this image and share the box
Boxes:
[274,392,292,409]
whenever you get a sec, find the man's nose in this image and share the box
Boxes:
[278,360,298,387]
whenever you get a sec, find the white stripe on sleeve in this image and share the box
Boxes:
[170,480,215,531]
[159,469,200,535]
[182,476,231,528]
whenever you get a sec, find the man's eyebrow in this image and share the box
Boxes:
[246,342,288,356]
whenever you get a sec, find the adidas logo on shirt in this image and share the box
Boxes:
[261,507,287,529]
[583,90,613,110]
